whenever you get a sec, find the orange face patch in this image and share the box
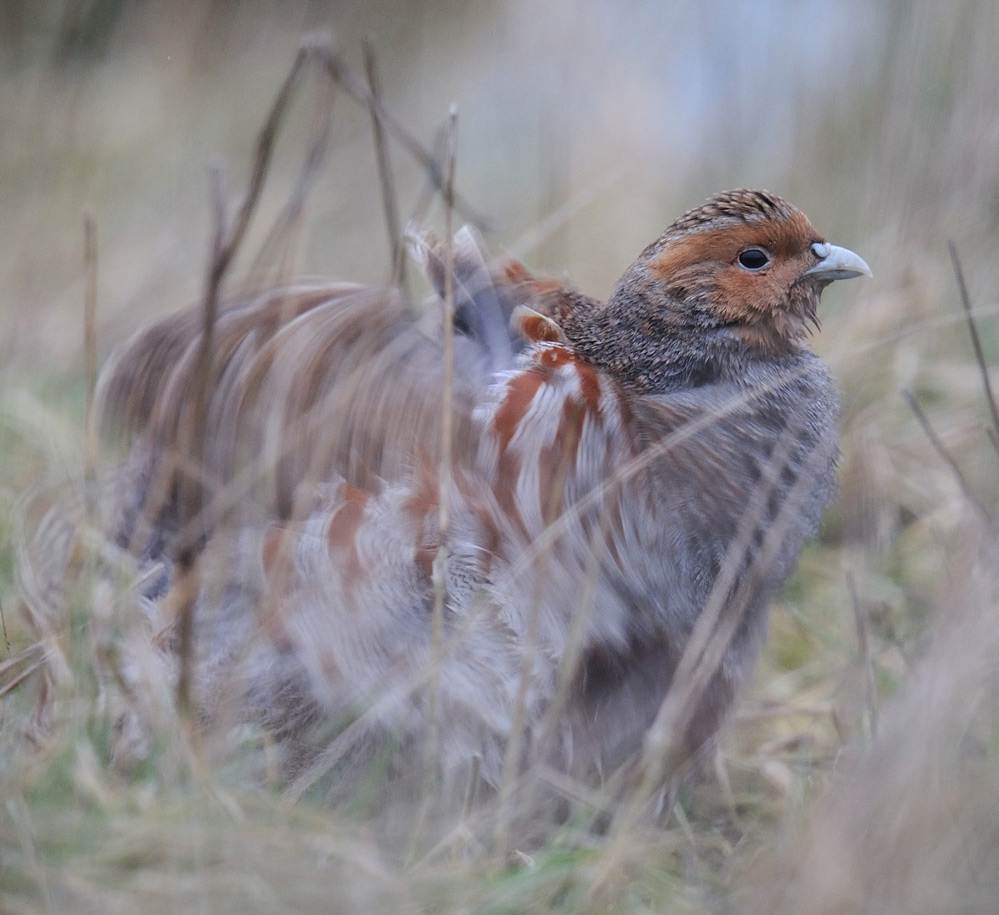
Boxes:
[650,209,819,285]
[646,208,823,335]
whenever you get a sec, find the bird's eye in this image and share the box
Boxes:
[737,247,770,270]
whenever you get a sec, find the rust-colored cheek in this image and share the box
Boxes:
[711,270,781,324]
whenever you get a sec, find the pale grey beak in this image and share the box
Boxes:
[803,241,872,281]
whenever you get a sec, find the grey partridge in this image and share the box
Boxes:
[99,189,870,794]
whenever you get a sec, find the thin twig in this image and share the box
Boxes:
[902,390,993,526]
[0,595,9,656]
[173,50,311,712]
[0,657,46,701]
[431,104,460,729]
[494,399,585,856]
[173,161,227,713]
[315,45,489,229]
[0,643,43,678]
[83,215,98,495]
[846,570,878,738]
[363,37,406,286]
[244,68,336,290]
[462,752,482,822]
[407,124,450,228]
[518,505,614,814]
[508,168,625,261]
[410,104,459,861]
[949,241,999,457]
[221,49,311,284]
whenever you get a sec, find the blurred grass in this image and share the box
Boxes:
[3,0,999,912]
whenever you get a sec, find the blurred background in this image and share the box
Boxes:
[3,1,999,912]
[4,1,997,370]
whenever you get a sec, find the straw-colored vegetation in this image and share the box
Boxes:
[3,1,999,912]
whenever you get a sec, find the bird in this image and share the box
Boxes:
[96,189,870,800]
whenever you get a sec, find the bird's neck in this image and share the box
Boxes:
[550,289,797,394]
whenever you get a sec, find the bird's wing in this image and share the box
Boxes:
[98,229,560,562]
[183,330,648,780]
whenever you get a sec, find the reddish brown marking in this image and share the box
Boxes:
[325,482,370,585]
[318,653,344,688]
[502,259,572,319]
[288,286,354,315]
[401,456,439,522]
[518,312,564,343]
[401,462,440,585]
[462,485,504,577]
[711,255,811,339]
[538,396,586,526]
[502,260,563,296]
[493,446,529,539]
[727,320,798,357]
[262,524,295,580]
[646,210,822,350]
[492,369,547,453]
[650,211,818,284]
[528,276,566,298]
[539,345,579,369]
[503,260,533,284]
[326,483,369,551]
[259,523,297,648]
[574,361,603,413]
[535,350,603,413]
[488,355,609,536]
[413,543,436,586]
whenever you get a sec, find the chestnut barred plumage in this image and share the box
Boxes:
[98,190,870,793]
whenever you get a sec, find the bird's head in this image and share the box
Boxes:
[610,189,871,357]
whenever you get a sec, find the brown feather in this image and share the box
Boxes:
[92,191,866,807]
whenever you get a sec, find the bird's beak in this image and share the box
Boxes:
[803,242,872,281]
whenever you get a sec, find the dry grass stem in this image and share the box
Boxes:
[243,72,335,289]
[83,214,98,494]
[363,37,406,286]
[903,389,992,527]
[314,43,489,229]
[0,595,9,656]
[846,570,878,737]
[948,241,999,456]
[412,103,460,857]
